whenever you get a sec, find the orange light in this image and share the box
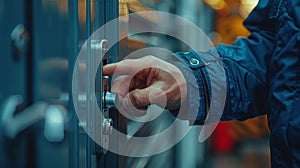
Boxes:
[239,0,259,17]
[204,0,227,10]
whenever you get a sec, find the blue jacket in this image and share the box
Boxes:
[175,0,300,167]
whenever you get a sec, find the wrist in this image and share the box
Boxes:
[171,51,211,124]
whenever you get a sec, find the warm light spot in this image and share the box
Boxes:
[239,0,259,17]
[204,0,227,10]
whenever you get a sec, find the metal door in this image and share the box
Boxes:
[67,0,120,167]
[31,0,119,167]
[0,0,34,167]
[0,0,119,167]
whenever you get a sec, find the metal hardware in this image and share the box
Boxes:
[99,40,111,155]
[189,58,200,66]
[104,91,119,108]
[102,118,113,135]
[44,105,66,142]
[10,24,29,60]
[1,95,47,139]
[0,95,66,142]
[82,39,116,155]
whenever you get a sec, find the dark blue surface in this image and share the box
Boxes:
[182,0,300,167]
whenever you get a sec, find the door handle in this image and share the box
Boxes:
[1,95,47,139]
[0,95,66,142]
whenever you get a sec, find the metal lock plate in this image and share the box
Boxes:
[78,39,119,155]
[98,40,118,155]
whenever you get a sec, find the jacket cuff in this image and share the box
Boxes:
[172,51,212,125]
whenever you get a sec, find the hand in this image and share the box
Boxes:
[103,55,187,117]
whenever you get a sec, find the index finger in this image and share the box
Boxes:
[102,57,154,76]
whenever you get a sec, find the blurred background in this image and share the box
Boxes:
[0,0,270,167]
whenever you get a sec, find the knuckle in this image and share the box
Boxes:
[144,55,155,59]
[130,90,144,106]
[144,55,157,63]
[113,76,124,83]
[120,59,130,65]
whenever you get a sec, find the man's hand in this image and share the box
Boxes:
[103,55,187,116]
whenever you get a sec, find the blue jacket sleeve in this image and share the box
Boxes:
[174,0,277,123]
[216,0,276,121]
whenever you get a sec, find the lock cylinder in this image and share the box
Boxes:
[104,91,119,108]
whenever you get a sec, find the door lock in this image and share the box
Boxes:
[98,40,119,155]
[104,91,118,109]
[102,90,118,136]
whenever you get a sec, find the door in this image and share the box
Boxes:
[0,0,119,167]
[31,0,119,167]
[0,0,33,167]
